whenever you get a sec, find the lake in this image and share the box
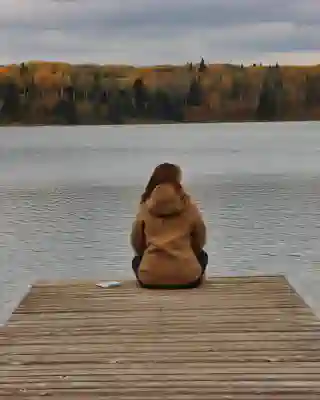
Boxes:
[1,121,320,324]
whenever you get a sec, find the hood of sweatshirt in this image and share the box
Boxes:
[145,183,188,217]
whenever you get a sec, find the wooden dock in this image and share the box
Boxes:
[1,275,320,399]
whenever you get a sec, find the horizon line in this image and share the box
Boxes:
[1,60,320,68]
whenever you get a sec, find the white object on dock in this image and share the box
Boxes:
[96,281,122,288]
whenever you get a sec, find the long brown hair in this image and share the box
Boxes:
[141,163,183,203]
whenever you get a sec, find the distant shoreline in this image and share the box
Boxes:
[1,119,319,129]
[1,60,320,126]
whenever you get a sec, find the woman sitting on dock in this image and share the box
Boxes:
[130,162,208,289]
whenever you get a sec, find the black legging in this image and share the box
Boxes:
[132,250,208,289]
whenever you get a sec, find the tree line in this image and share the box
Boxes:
[0,59,319,125]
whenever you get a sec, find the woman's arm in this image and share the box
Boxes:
[190,202,207,253]
[130,209,146,256]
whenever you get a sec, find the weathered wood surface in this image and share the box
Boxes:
[0,275,320,399]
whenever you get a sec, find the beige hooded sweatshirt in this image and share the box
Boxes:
[130,183,206,286]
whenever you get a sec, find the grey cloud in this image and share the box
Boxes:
[0,0,319,65]
[1,0,319,32]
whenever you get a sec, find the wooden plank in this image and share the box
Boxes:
[1,396,319,400]
[1,397,319,400]
[31,275,289,287]
[3,340,320,355]
[0,275,320,399]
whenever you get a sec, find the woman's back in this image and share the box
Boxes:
[131,182,207,286]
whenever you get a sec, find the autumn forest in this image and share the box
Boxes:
[0,59,320,125]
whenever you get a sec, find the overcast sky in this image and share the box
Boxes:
[0,0,319,66]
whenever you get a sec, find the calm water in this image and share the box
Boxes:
[1,122,320,324]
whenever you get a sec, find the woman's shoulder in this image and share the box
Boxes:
[134,202,147,220]
[182,193,202,215]
[186,192,206,217]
